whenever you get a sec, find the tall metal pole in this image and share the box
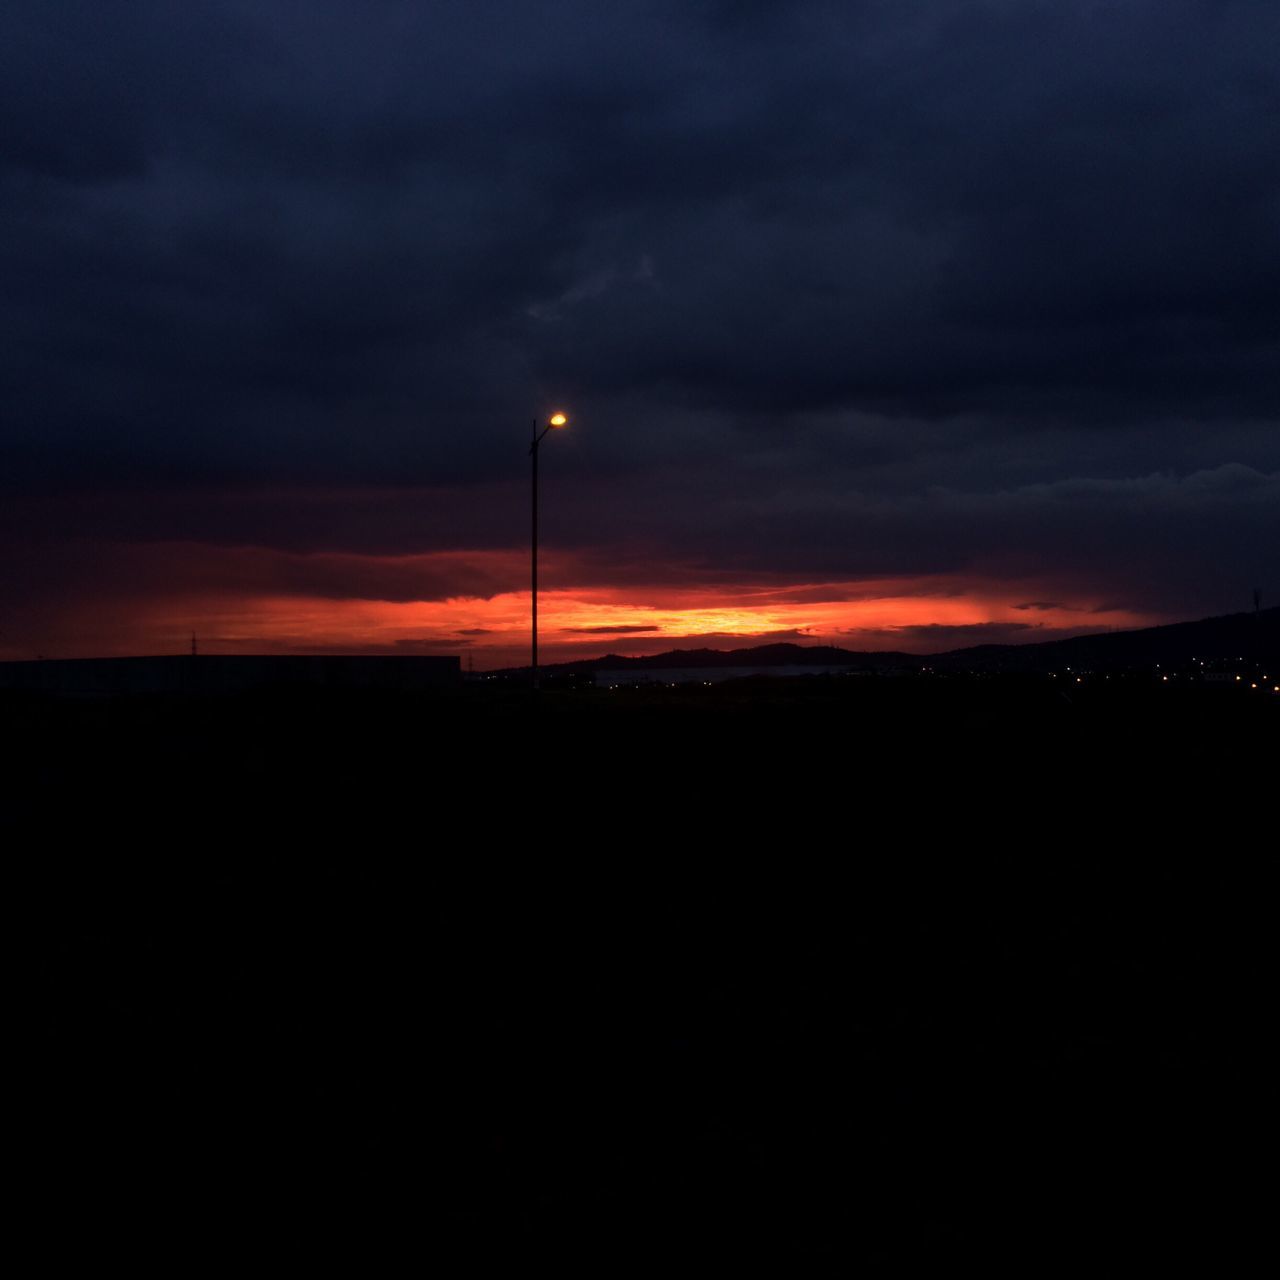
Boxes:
[530,412,567,689]
[531,417,539,690]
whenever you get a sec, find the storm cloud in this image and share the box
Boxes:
[2,1,1277,659]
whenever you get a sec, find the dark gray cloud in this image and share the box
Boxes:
[567,625,662,634]
[2,0,1277,633]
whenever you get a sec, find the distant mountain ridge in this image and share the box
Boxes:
[523,606,1279,675]
[595,642,918,670]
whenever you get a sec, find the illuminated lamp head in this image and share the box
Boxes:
[549,412,568,428]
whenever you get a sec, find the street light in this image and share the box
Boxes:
[531,411,568,689]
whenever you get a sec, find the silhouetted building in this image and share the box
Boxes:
[0,655,461,696]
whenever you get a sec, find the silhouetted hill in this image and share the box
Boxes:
[591,642,919,670]
[931,605,1278,671]
[521,606,1278,677]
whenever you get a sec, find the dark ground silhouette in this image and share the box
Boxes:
[9,677,1271,1265]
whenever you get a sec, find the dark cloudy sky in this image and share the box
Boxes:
[3,0,1277,665]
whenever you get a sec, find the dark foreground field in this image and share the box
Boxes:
[7,677,1273,1265]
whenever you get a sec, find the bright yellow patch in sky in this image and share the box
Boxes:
[2,543,1159,666]
[63,582,1152,668]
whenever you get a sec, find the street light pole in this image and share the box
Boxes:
[531,417,539,689]
[530,412,567,690]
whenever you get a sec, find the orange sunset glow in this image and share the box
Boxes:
[2,544,1160,667]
